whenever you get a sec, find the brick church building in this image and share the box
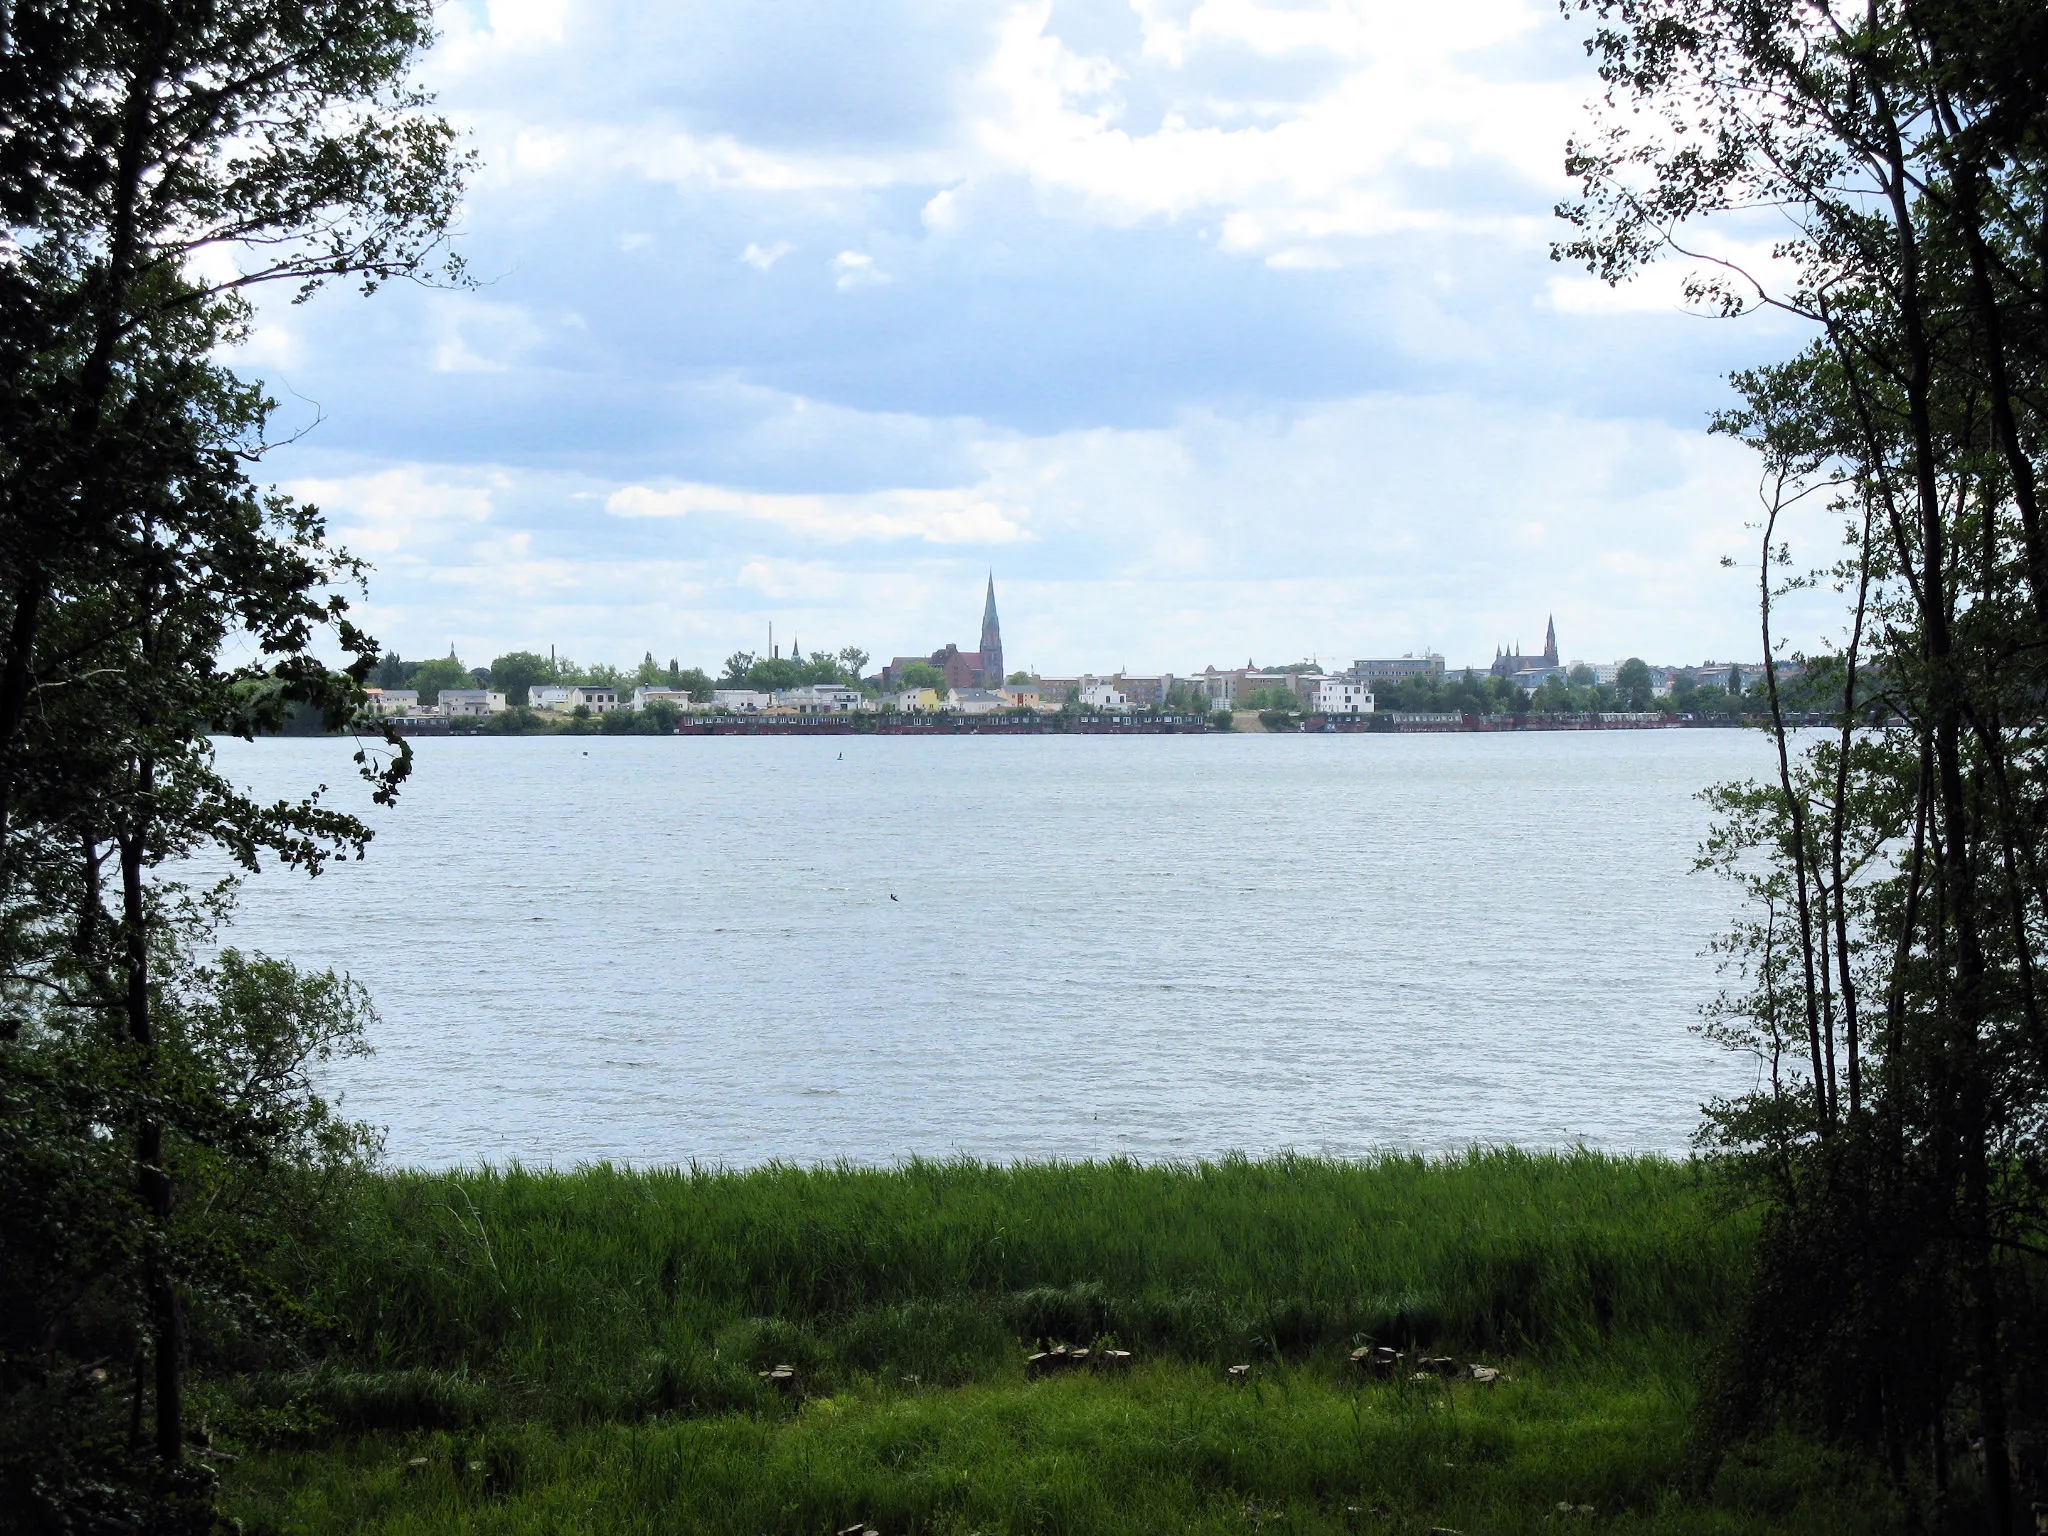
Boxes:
[880,576,1006,691]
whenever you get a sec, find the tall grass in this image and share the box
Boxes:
[264,1151,1743,1422]
[217,1155,1915,1534]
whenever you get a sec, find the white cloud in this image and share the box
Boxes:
[831,250,890,290]
[741,240,793,270]
[607,482,1029,544]
[285,467,499,560]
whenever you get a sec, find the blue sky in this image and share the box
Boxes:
[224,0,1827,676]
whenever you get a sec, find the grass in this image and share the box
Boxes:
[209,1153,1905,1534]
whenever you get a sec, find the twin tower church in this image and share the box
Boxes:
[878,575,1007,692]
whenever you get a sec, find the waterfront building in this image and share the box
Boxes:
[1112,673,1175,708]
[363,688,419,717]
[776,684,863,714]
[1350,654,1444,685]
[439,688,508,718]
[880,575,1007,690]
[1079,680,1129,711]
[947,688,1009,715]
[528,685,575,711]
[632,686,701,711]
[1187,666,1257,706]
[566,684,621,713]
[1033,676,1082,706]
[1315,678,1376,715]
[883,687,941,713]
[1490,618,1560,680]
[712,689,771,713]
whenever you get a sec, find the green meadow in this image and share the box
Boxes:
[213,1153,1902,1534]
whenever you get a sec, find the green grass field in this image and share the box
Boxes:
[211,1153,1903,1534]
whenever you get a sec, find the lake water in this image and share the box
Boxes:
[211,730,1772,1168]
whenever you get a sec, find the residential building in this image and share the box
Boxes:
[947,687,1010,715]
[1187,666,1253,706]
[1315,678,1376,715]
[568,685,621,713]
[882,688,941,713]
[712,689,771,713]
[363,689,419,717]
[1079,681,1129,711]
[632,686,701,711]
[1350,654,1444,686]
[1034,677,1082,706]
[438,688,507,718]
[528,685,575,712]
[1112,673,1174,708]
[776,684,863,714]
[1003,679,1042,708]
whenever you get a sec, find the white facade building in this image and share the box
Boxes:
[712,689,771,713]
[1315,678,1376,715]
[946,688,1009,715]
[776,684,864,714]
[568,685,621,713]
[438,689,507,718]
[363,689,418,717]
[632,686,702,711]
[528,685,575,711]
[1079,682,1129,711]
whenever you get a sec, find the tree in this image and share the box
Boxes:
[635,651,663,688]
[1562,0,2048,1521]
[407,655,468,705]
[896,662,946,692]
[721,651,757,687]
[837,646,870,681]
[0,0,466,1518]
[1615,657,1654,710]
[490,650,552,706]
[673,668,714,703]
[1008,670,1034,685]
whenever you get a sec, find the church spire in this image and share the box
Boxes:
[1543,615,1558,666]
[978,572,1004,687]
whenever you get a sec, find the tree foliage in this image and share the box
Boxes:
[0,1,467,1524]
[1560,0,2048,1524]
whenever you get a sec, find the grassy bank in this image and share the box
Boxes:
[212,1153,1902,1534]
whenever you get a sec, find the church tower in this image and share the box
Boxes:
[978,573,1004,687]
[1542,615,1558,668]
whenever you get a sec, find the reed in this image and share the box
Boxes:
[216,1154,1904,1532]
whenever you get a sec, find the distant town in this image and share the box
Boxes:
[359,578,1806,734]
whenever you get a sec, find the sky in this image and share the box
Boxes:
[224,0,1832,677]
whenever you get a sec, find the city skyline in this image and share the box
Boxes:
[230,0,1839,678]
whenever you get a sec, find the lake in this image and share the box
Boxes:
[211,730,1771,1167]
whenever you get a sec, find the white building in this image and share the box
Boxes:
[881,688,940,713]
[363,689,418,717]
[632,686,702,711]
[712,689,771,713]
[528,685,575,711]
[568,685,621,714]
[438,688,507,718]
[946,688,1009,715]
[1315,678,1376,715]
[776,684,864,714]
[1079,682,1129,711]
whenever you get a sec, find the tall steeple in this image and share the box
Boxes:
[978,572,1004,687]
[1542,615,1558,667]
